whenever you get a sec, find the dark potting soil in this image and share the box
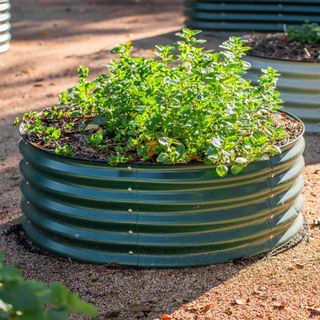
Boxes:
[247,33,320,62]
[20,111,304,163]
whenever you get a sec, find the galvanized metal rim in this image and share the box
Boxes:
[0,2,10,12]
[0,41,9,53]
[246,53,320,65]
[0,22,10,33]
[0,32,10,43]
[0,12,10,23]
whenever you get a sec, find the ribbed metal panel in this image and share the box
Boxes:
[185,0,320,31]
[246,56,320,133]
[0,0,10,53]
[19,122,305,267]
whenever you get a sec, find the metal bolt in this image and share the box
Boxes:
[128,208,133,213]
[127,166,132,170]
[128,230,134,235]
[128,187,133,192]
[128,251,134,255]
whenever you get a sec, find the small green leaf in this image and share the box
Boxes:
[216,165,228,177]
[51,129,61,140]
[157,152,170,163]
[231,164,244,175]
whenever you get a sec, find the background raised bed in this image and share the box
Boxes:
[185,0,320,31]
[0,0,10,53]
[246,56,320,133]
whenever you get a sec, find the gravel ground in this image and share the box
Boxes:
[0,1,320,319]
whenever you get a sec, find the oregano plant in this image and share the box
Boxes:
[0,252,98,320]
[16,29,287,177]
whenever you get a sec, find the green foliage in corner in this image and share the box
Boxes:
[288,22,320,44]
[0,253,98,320]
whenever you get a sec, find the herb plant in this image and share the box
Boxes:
[16,29,287,177]
[0,252,98,320]
[287,22,320,44]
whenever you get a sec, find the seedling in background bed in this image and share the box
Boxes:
[287,22,320,45]
[16,29,287,177]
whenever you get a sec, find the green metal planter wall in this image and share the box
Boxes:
[246,56,320,133]
[0,0,10,53]
[19,126,305,267]
[185,0,320,31]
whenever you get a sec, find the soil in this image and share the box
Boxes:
[20,110,304,163]
[247,33,320,62]
[1,1,320,320]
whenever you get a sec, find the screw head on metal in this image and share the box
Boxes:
[128,230,133,235]
[128,208,133,213]
[128,187,133,192]
[128,251,134,255]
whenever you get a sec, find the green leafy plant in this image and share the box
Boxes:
[16,29,288,177]
[0,253,98,320]
[287,22,320,44]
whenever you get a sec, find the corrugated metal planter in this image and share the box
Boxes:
[246,56,320,133]
[0,0,10,53]
[19,118,305,267]
[185,0,320,32]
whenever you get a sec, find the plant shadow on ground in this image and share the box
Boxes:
[11,0,182,41]
[1,217,272,320]
[132,30,231,52]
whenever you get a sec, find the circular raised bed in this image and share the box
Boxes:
[184,0,320,32]
[246,56,320,133]
[0,0,10,53]
[19,117,305,267]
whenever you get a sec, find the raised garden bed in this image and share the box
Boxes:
[19,123,304,267]
[16,30,306,267]
[0,0,10,53]
[246,28,320,133]
[184,0,320,32]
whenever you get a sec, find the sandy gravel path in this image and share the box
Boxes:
[0,1,319,319]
